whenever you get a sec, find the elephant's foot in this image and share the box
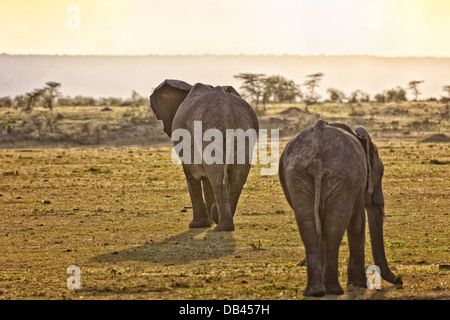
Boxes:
[347,278,367,288]
[303,283,326,297]
[214,221,235,232]
[325,283,344,295]
[189,218,211,229]
[347,262,367,288]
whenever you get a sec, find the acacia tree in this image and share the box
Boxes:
[263,75,302,104]
[261,76,277,107]
[42,81,62,112]
[24,89,44,112]
[303,72,324,112]
[14,95,27,109]
[408,80,424,101]
[234,73,266,111]
[235,73,302,110]
[281,79,302,103]
[386,87,408,103]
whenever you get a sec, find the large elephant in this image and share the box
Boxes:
[279,120,402,296]
[150,80,259,232]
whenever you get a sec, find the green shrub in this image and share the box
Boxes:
[5,123,13,134]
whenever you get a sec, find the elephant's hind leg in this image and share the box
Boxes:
[204,165,234,232]
[291,192,325,297]
[321,203,352,295]
[228,165,250,218]
[210,180,234,232]
[346,200,367,288]
[202,179,216,224]
[185,172,211,228]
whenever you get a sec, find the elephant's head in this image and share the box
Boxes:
[150,79,193,137]
[355,127,402,286]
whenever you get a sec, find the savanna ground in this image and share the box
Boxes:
[0,101,449,300]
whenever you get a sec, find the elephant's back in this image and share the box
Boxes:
[173,86,258,133]
[280,124,367,187]
[320,126,366,172]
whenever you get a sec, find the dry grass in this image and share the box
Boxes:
[0,102,449,300]
[0,105,166,148]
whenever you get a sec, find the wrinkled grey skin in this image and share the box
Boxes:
[279,120,402,296]
[150,80,259,232]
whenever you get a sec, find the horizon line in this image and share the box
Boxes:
[1,52,450,59]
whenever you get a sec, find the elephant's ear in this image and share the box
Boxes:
[329,123,355,135]
[150,79,192,137]
[222,86,241,98]
[355,127,373,194]
[355,127,384,196]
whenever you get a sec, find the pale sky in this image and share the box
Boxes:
[0,0,449,56]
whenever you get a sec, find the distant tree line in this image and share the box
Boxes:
[233,73,450,110]
[0,81,62,112]
[233,73,302,112]
[1,78,450,111]
[57,91,147,108]
[0,83,148,111]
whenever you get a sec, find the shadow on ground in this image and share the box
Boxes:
[93,229,236,265]
[305,284,401,300]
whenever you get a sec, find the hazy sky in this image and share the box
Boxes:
[1,0,449,56]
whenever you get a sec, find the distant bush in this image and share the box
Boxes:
[234,73,302,111]
[56,93,149,107]
[326,88,346,103]
[374,93,386,103]
[0,96,12,108]
[348,90,370,103]
[99,97,123,106]
[2,82,149,109]
[374,87,407,103]
[386,87,408,102]
[58,95,97,106]
[5,123,13,134]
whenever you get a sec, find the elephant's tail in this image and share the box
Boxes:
[222,163,229,188]
[220,163,230,210]
[313,166,323,246]
[311,120,326,246]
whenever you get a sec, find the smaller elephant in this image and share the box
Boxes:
[279,120,402,296]
[150,80,259,232]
